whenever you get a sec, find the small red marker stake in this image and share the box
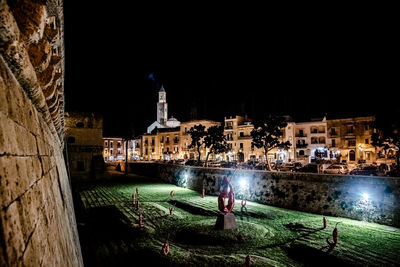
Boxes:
[162,241,170,256]
[333,223,339,244]
[170,191,174,198]
[139,213,143,228]
[245,255,251,267]
[323,217,327,229]
[326,222,340,248]
[201,188,205,198]
[169,207,173,215]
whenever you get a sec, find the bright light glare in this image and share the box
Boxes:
[239,179,247,188]
[362,193,370,200]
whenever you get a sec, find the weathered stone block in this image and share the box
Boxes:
[0,200,25,264]
[215,213,237,230]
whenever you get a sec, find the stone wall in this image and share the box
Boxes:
[65,112,104,179]
[0,0,83,266]
[130,162,400,227]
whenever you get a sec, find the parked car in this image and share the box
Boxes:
[207,161,221,167]
[277,162,302,172]
[296,163,318,173]
[350,165,382,176]
[324,164,349,174]
[184,159,197,166]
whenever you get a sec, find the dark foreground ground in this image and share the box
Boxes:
[72,171,400,267]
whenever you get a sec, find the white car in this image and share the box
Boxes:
[324,164,349,174]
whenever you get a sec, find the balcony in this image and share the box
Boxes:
[225,125,233,129]
[296,143,308,148]
[295,134,307,137]
[238,135,252,140]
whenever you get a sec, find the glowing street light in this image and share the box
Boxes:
[362,193,370,200]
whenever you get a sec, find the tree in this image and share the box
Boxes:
[203,125,229,166]
[188,124,206,163]
[251,115,291,170]
[371,115,400,168]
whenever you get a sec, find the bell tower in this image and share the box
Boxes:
[157,85,168,125]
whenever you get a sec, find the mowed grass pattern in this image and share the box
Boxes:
[77,174,400,267]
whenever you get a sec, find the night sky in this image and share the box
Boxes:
[64,4,397,137]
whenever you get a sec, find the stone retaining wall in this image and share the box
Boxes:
[129,162,400,227]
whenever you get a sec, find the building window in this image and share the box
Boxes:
[240,143,243,149]
[365,139,369,144]
[166,137,170,144]
[110,141,113,147]
[77,161,84,171]
[145,149,148,155]
[299,150,305,156]
[330,128,337,136]
[347,125,354,134]
[117,148,121,154]
[331,139,336,147]
[348,139,356,147]
[105,140,108,147]
[174,136,179,144]
[239,132,244,137]
[117,141,121,147]
[365,125,369,131]
[161,136,164,143]
[319,137,326,144]
[110,148,113,155]
[152,139,155,146]
[76,122,84,128]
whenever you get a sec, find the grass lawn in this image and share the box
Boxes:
[74,173,400,267]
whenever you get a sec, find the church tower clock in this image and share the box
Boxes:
[157,86,168,125]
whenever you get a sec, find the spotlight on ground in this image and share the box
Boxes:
[239,178,247,188]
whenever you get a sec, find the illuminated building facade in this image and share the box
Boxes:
[222,116,296,163]
[294,117,328,163]
[326,116,376,164]
[103,137,136,161]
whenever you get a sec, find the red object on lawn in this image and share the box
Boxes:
[201,188,205,198]
[333,223,338,244]
[323,217,327,229]
[169,207,173,215]
[170,191,174,197]
[139,213,143,227]
[245,255,251,266]
[218,176,235,213]
[162,241,170,256]
[241,200,247,208]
